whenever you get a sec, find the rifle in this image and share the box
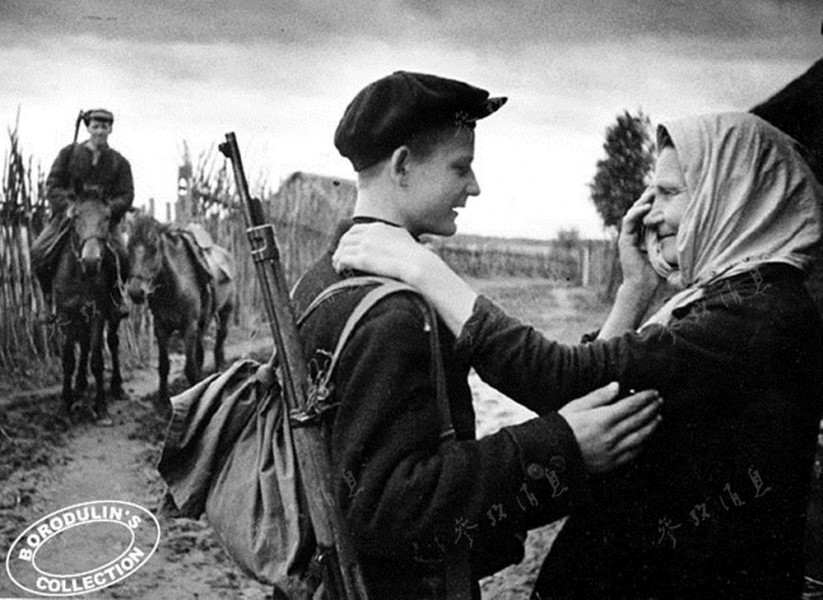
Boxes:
[52,110,85,214]
[218,133,370,599]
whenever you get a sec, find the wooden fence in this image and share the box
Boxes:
[0,126,51,371]
[184,170,357,327]
[430,234,616,288]
[0,138,619,379]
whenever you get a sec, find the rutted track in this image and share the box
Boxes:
[0,338,274,599]
[1,283,610,599]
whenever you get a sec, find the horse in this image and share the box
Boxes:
[51,194,124,423]
[126,213,234,404]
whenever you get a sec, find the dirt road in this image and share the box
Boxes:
[0,344,552,600]
[0,283,608,599]
[0,339,275,600]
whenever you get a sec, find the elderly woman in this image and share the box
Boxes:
[333,112,823,598]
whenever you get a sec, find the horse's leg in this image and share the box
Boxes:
[75,330,89,397]
[213,304,231,371]
[107,316,124,399]
[156,325,171,406]
[89,312,109,423]
[61,325,76,416]
[196,328,205,375]
[183,321,201,386]
[213,317,225,372]
[75,324,93,417]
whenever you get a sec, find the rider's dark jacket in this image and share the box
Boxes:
[31,142,133,280]
[45,142,133,222]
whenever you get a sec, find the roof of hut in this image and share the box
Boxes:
[751,57,823,180]
[268,171,356,234]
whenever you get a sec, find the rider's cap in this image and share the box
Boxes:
[82,109,114,125]
[334,71,507,171]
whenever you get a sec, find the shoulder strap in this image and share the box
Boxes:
[300,277,467,597]
[323,279,416,380]
[300,276,455,441]
[296,275,393,327]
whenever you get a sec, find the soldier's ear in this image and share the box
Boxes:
[389,146,411,186]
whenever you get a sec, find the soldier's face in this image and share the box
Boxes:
[87,119,112,149]
[400,127,480,237]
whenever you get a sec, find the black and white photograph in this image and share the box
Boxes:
[1,1,822,598]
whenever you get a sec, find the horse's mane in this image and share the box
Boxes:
[130,214,171,247]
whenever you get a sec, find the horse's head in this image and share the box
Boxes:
[71,193,111,275]
[126,214,163,304]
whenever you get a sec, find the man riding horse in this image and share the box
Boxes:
[31,108,132,318]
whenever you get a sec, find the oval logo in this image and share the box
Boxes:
[5,500,161,597]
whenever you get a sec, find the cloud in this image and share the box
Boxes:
[2,0,820,52]
[1,0,820,238]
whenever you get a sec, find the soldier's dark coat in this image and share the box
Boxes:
[291,222,590,599]
[455,264,822,599]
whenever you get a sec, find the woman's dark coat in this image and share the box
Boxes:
[455,264,822,599]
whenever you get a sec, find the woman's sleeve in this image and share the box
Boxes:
[454,295,738,414]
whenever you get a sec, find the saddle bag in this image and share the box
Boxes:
[158,276,454,596]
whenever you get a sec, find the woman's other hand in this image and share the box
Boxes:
[619,188,661,294]
[598,190,664,337]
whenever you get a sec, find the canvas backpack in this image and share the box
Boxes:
[158,276,459,597]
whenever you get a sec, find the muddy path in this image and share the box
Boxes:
[0,361,548,600]
[0,338,275,600]
[0,283,607,599]
[0,349,554,599]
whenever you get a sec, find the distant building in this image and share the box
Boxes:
[267,171,356,282]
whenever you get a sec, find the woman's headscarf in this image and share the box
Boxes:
[642,112,822,328]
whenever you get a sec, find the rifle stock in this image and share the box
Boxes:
[219,133,369,599]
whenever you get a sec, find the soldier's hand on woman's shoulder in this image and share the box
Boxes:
[558,382,662,474]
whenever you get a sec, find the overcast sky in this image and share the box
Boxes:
[1,0,820,238]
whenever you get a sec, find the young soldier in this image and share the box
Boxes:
[31,108,133,317]
[291,71,662,598]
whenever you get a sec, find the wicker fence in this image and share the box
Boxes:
[0,125,51,371]
[0,137,618,379]
[431,235,615,287]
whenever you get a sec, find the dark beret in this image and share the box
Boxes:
[82,109,114,125]
[334,71,507,171]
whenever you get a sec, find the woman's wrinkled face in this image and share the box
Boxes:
[643,146,690,266]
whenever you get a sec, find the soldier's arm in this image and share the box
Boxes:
[45,146,75,213]
[108,155,134,221]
